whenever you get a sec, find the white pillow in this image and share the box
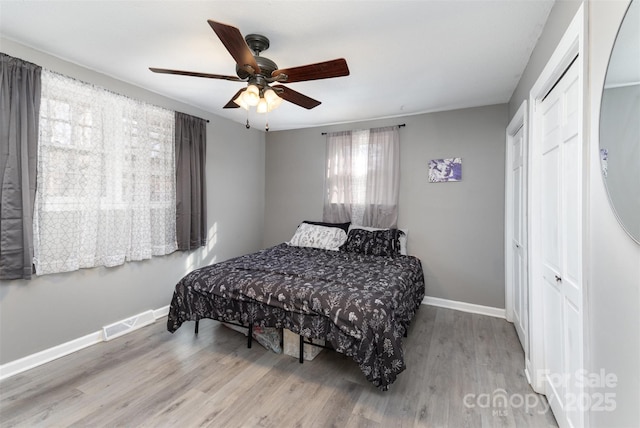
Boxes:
[348,225,408,255]
[288,223,348,251]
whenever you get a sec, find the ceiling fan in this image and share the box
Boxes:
[150,19,350,116]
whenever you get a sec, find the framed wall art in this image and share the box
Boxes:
[428,157,462,183]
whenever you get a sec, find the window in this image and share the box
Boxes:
[323,126,400,228]
[33,70,176,275]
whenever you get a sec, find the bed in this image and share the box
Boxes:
[167,224,425,390]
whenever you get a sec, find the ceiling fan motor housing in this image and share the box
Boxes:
[236,34,278,80]
[236,55,278,80]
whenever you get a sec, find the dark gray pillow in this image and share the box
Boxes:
[343,228,404,257]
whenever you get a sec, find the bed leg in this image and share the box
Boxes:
[299,334,304,364]
[247,323,253,348]
[195,320,199,335]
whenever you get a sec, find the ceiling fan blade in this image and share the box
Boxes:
[207,20,261,74]
[272,58,349,83]
[149,67,244,82]
[273,85,321,109]
[223,89,245,109]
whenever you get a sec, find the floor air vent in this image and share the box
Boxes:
[102,310,155,341]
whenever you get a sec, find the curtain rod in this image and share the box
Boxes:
[321,123,405,135]
[177,110,210,123]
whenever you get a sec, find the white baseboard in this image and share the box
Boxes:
[0,305,170,381]
[0,331,103,381]
[1,299,503,381]
[153,305,170,319]
[422,296,506,319]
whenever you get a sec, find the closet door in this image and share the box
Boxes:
[511,124,528,352]
[538,58,583,428]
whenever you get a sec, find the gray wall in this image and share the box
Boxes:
[0,39,266,364]
[587,1,640,426]
[265,104,508,309]
[509,0,582,117]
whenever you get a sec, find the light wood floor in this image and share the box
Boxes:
[0,306,557,427]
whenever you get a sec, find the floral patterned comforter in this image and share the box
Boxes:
[167,243,425,389]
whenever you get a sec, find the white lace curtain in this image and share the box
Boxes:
[33,70,177,275]
[323,126,400,228]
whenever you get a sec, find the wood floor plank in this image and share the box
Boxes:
[0,307,558,428]
[377,308,435,427]
[295,355,366,427]
[66,353,210,426]
[348,385,388,425]
[444,309,482,427]
[237,353,350,427]
[199,357,298,427]
[415,307,454,427]
[0,386,84,427]
[313,378,361,427]
[137,388,209,428]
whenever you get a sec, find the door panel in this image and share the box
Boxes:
[564,132,582,285]
[510,125,528,350]
[543,277,565,401]
[542,146,561,276]
[538,58,583,428]
[565,300,582,428]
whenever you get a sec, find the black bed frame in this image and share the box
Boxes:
[193,318,407,364]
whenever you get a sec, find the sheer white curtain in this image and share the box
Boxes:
[323,131,353,223]
[33,70,177,275]
[323,126,400,228]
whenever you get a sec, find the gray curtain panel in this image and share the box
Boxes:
[0,54,41,280]
[175,112,207,250]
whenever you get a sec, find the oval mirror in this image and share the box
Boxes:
[600,0,640,244]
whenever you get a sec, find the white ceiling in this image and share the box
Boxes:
[0,0,554,131]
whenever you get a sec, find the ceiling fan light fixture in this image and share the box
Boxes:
[263,88,278,104]
[263,88,283,112]
[243,84,260,106]
[267,97,283,112]
[256,98,268,114]
[233,92,249,110]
